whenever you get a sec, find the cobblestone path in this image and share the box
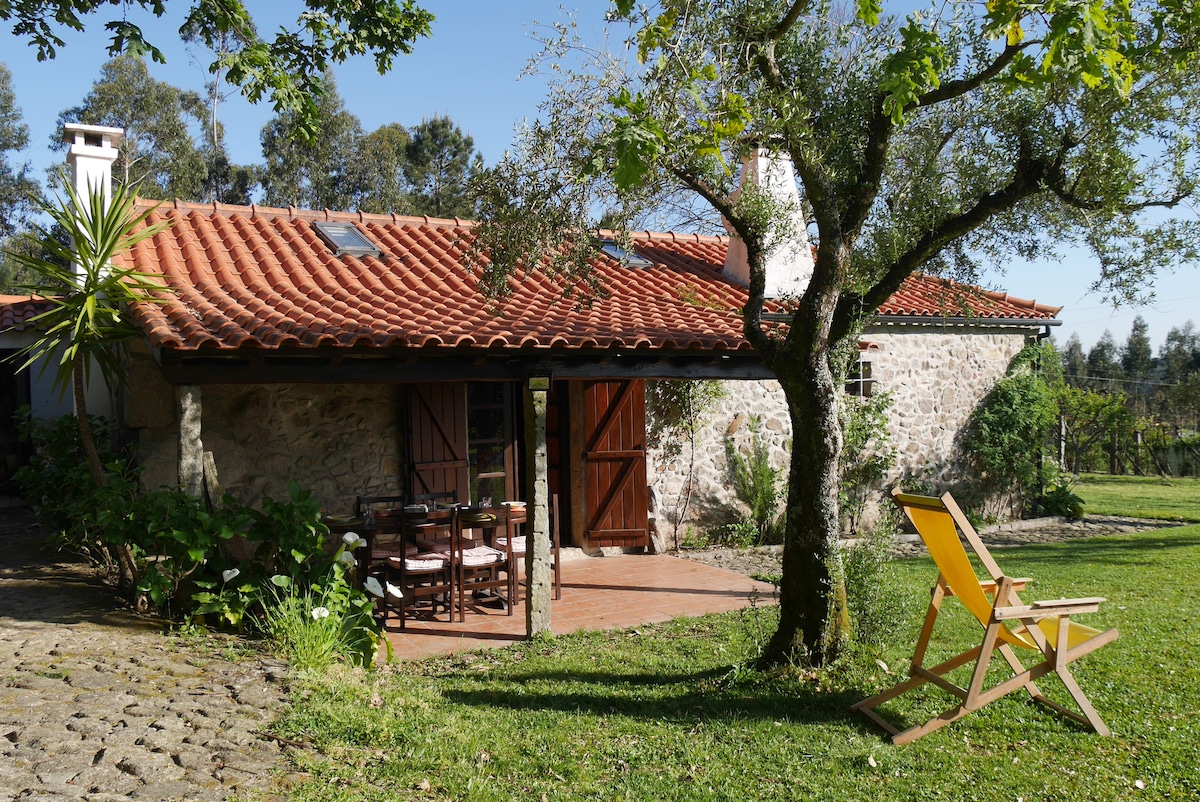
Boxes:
[0,503,288,801]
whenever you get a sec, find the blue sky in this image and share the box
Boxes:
[3,0,1198,352]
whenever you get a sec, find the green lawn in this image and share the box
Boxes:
[1075,473,1200,521]
[271,526,1200,801]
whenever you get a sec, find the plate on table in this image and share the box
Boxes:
[502,501,526,507]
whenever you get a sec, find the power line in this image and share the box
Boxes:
[1061,373,1199,390]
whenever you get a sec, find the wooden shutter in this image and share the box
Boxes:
[409,383,469,503]
[580,379,648,549]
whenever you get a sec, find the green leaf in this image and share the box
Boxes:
[855,0,883,27]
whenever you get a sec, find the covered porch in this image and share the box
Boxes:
[381,553,776,660]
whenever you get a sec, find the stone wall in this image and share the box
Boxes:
[131,377,407,513]
[647,379,792,545]
[865,325,1037,489]
[646,325,1039,537]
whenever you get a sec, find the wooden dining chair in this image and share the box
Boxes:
[496,494,562,603]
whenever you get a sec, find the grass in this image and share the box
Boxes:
[269,525,1200,801]
[1075,473,1200,521]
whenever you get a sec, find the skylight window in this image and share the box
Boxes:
[600,239,653,268]
[312,221,381,257]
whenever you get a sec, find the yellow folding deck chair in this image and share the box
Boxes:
[853,488,1119,745]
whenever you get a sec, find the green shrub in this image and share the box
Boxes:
[14,410,142,577]
[16,416,387,665]
[714,518,759,547]
[963,344,1058,512]
[840,514,904,651]
[724,418,783,543]
[260,586,342,673]
[261,538,387,671]
[839,391,896,532]
[1037,476,1086,519]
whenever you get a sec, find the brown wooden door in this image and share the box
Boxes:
[409,383,469,503]
[580,379,648,549]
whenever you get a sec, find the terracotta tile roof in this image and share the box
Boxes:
[0,295,55,333]
[112,200,1059,354]
[877,273,1062,320]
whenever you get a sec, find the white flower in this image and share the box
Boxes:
[338,551,357,565]
[364,576,384,597]
[221,568,240,583]
[342,531,367,550]
[311,606,330,620]
[386,582,404,600]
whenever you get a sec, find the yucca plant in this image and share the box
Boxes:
[4,174,171,585]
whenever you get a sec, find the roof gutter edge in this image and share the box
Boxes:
[871,315,1062,328]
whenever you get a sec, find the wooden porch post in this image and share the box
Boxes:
[178,385,203,497]
[524,376,552,635]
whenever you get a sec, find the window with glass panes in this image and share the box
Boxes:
[845,357,875,397]
[467,382,515,505]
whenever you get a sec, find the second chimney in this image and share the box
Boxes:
[723,148,814,299]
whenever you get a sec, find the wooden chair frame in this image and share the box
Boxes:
[499,494,563,605]
[853,488,1119,745]
[451,508,510,622]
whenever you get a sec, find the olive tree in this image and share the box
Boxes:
[473,0,1200,666]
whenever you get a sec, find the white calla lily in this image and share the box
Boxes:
[221,568,240,583]
[364,576,384,597]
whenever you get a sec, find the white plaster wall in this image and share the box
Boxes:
[646,325,1038,535]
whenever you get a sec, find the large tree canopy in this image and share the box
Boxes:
[0,62,37,241]
[54,56,210,200]
[3,0,433,140]
[475,0,1200,665]
[260,71,364,210]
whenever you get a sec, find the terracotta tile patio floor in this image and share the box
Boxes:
[381,554,777,661]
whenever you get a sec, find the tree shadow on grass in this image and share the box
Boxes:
[993,530,1200,569]
[440,665,865,729]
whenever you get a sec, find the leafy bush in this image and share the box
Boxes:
[724,418,784,544]
[713,518,760,548]
[838,390,896,531]
[16,416,387,666]
[963,344,1058,513]
[260,540,387,671]
[840,514,904,651]
[1037,476,1086,519]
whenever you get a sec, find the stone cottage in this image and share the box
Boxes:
[4,126,1061,547]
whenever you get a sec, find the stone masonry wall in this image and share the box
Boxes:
[133,381,406,513]
[866,325,1036,489]
[646,326,1037,537]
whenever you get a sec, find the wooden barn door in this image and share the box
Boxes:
[578,379,648,549]
[408,383,469,503]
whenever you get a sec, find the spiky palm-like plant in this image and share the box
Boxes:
[5,176,170,584]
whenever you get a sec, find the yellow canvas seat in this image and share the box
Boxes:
[853,488,1119,745]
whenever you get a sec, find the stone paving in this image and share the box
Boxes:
[0,503,289,801]
[679,514,1184,577]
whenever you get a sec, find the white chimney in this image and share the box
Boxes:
[62,123,123,207]
[723,148,814,299]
